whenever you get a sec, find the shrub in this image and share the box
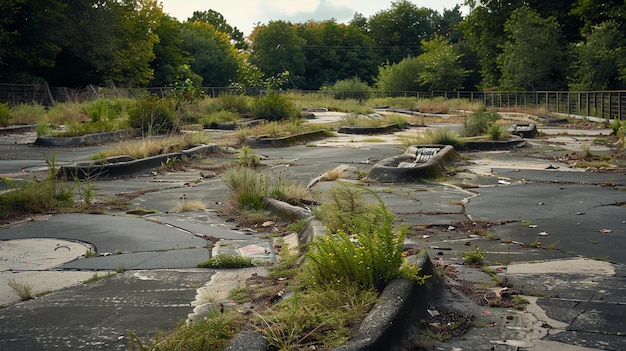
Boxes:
[609,119,623,135]
[464,107,500,137]
[0,102,9,127]
[308,184,426,292]
[83,98,132,122]
[128,96,177,135]
[329,77,372,100]
[216,93,251,114]
[251,93,299,121]
[488,123,503,140]
[314,183,376,233]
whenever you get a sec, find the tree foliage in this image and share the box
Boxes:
[497,6,566,91]
[568,20,626,90]
[416,36,468,91]
[1,0,625,92]
[179,21,240,87]
[367,0,440,64]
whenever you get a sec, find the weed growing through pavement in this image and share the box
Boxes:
[462,247,486,266]
[7,278,33,301]
[197,254,254,269]
[307,183,427,292]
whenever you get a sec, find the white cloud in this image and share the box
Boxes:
[159,0,467,36]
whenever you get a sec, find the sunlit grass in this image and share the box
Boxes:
[91,133,210,160]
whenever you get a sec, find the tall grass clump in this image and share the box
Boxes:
[128,96,177,135]
[308,183,426,292]
[215,93,251,114]
[8,103,47,125]
[406,127,465,149]
[0,157,74,219]
[329,77,372,101]
[0,102,10,127]
[251,93,299,121]
[463,107,500,137]
[222,166,268,211]
[91,132,208,160]
[199,110,240,127]
[129,311,247,351]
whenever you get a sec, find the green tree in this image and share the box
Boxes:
[0,0,65,83]
[249,21,306,88]
[296,20,378,89]
[375,57,422,92]
[568,21,626,90]
[40,0,161,86]
[571,0,626,36]
[497,6,566,91]
[150,15,190,87]
[416,36,469,91]
[459,0,524,89]
[368,0,440,64]
[180,21,240,87]
[188,9,247,50]
[106,0,161,86]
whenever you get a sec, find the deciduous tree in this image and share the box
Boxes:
[497,6,566,90]
[180,21,240,87]
[568,20,626,90]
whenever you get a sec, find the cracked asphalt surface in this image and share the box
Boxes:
[1,114,625,350]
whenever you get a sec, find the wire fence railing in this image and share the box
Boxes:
[1,84,624,120]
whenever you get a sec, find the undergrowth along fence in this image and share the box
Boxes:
[1,83,624,120]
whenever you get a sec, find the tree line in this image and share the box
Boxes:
[1,0,624,92]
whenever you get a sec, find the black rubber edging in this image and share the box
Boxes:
[57,144,221,180]
[337,124,403,135]
[460,137,527,151]
[245,129,329,148]
[33,130,135,147]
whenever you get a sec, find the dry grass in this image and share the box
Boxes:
[92,133,210,160]
[497,106,550,116]
[171,200,207,212]
[322,168,348,181]
[7,278,33,300]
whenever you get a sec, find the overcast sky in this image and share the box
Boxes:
[159,0,468,37]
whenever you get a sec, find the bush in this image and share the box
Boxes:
[464,107,500,137]
[329,77,372,100]
[128,96,177,135]
[0,102,10,127]
[83,98,132,123]
[216,93,251,114]
[308,184,426,292]
[488,123,505,140]
[251,93,299,121]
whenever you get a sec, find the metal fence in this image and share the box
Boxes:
[1,84,624,120]
[364,90,625,120]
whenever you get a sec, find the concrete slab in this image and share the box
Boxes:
[59,247,210,270]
